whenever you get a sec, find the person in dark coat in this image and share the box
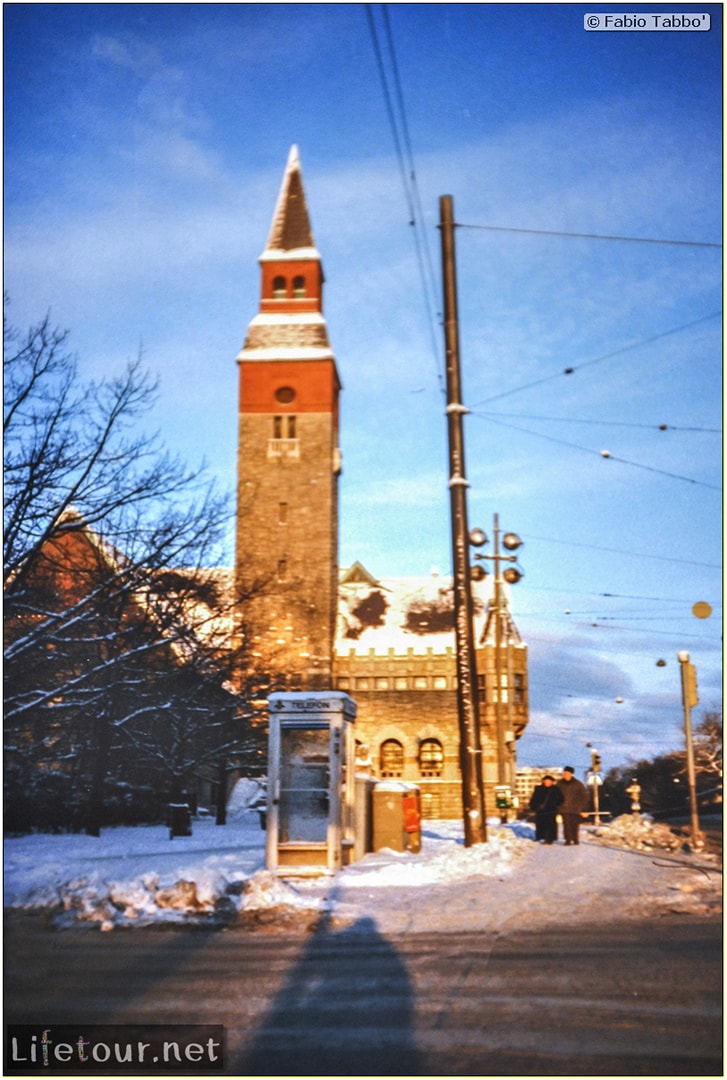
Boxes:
[556,766,590,845]
[529,775,563,844]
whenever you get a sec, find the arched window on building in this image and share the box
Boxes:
[272,275,287,298]
[418,739,443,778]
[380,739,404,778]
[292,274,306,297]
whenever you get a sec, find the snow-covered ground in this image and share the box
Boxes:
[4,806,721,934]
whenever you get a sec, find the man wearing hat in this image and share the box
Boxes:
[529,775,563,845]
[556,766,590,845]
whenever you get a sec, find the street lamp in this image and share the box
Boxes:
[470,514,524,814]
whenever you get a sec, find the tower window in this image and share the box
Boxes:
[278,502,288,524]
[269,417,300,460]
[275,386,296,404]
[515,673,525,703]
[292,275,306,298]
[477,674,486,703]
[380,739,404,778]
[277,558,287,581]
[272,275,287,298]
[418,739,443,777]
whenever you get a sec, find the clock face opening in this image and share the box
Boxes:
[275,386,296,404]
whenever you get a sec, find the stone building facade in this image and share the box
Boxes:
[234,148,529,818]
[235,145,341,690]
[334,564,528,817]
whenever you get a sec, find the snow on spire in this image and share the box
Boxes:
[263,144,318,257]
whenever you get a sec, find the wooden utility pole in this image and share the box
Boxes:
[439,194,487,846]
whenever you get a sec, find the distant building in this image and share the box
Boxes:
[234,148,530,817]
[514,767,564,812]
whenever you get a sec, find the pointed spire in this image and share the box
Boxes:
[263,145,318,256]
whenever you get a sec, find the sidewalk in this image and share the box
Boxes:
[307,825,723,936]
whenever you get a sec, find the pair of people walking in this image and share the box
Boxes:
[529,766,590,845]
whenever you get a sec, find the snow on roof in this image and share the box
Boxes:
[244,312,329,328]
[236,346,335,363]
[336,568,493,656]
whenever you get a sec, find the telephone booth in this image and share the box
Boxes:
[265,691,357,874]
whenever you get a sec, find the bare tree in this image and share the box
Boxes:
[694,711,722,778]
[3,303,266,834]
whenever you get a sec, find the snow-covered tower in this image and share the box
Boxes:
[235,147,342,690]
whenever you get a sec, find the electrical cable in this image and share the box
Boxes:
[381,8,441,334]
[457,222,722,248]
[477,411,721,434]
[472,411,721,490]
[365,4,444,394]
[520,533,720,570]
[470,311,722,408]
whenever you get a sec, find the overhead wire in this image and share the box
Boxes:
[477,411,721,434]
[365,10,720,649]
[521,533,720,570]
[471,411,721,490]
[470,310,722,408]
[457,221,722,248]
[365,3,444,394]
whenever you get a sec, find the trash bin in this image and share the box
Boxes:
[372,781,422,853]
[168,802,192,839]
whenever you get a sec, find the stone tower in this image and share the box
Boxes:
[235,146,341,690]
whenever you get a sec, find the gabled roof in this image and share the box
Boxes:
[261,145,319,261]
[480,602,523,646]
[339,561,380,587]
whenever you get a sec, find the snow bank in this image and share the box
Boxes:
[242,871,323,913]
[589,814,686,853]
[4,818,267,930]
[342,824,533,888]
[5,814,719,932]
[4,818,534,929]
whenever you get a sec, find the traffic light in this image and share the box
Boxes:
[683,663,699,708]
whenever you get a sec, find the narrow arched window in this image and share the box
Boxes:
[419,739,443,777]
[380,739,404,778]
[292,275,306,298]
[272,275,287,298]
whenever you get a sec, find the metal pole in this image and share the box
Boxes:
[493,514,507,787]
[592,778,601,825]
[439,194,487,846]
[678,652,703,850]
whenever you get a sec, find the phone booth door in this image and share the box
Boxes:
[266,691,356,874]
[278,725,330,844]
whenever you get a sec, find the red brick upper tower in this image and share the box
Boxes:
[235,146,341,690]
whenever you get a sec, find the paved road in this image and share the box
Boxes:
[4,912,722,1075]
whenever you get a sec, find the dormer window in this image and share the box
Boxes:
[292,275,306,298]
[272,275,287,299]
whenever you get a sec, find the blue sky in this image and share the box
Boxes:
[4,3,722,775]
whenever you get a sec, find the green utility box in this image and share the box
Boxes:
[372,781,422,853]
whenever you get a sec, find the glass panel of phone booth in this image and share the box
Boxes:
[278,726,330,843]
